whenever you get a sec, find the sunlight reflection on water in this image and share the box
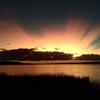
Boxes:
[0,64,100,82]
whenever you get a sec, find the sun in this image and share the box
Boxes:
[36,44,84,58]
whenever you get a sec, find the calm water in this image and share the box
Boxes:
[0,64,100,82]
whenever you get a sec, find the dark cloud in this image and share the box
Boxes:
[3,0,71,33]
[81,16,100,40]
[1,0,100,34]
[88,36,100,50]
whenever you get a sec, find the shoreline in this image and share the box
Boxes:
[1,60,100,65]
[0,74,100,99]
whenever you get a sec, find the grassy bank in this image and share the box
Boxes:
[0,74,100,99]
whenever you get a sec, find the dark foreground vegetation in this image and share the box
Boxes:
[0,74,100,100]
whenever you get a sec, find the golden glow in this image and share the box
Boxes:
[0,65,99,81]
[0,17,100,57]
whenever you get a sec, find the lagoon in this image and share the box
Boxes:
[0,63,100,82]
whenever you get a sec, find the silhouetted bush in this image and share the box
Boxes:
[76,54,100,60]
[0,74,100,100]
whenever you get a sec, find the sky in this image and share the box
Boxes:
[0,0,100,56]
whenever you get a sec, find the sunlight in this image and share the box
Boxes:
[27,17,100,56]
[0,16,100,56]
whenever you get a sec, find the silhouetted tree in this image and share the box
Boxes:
[75,54,100,60]
[0,48,73,61]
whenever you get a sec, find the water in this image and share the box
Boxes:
[0,64,100,82]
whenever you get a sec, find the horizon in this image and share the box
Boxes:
[0,0,100,57]
[1,1,100,97]
[1,48,100,60]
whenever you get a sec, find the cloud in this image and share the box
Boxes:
[0,22,8,26]
[88,36,100,50]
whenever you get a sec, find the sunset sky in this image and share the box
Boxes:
[0,0,100,56]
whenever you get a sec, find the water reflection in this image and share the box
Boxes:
[0,64,100,81]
